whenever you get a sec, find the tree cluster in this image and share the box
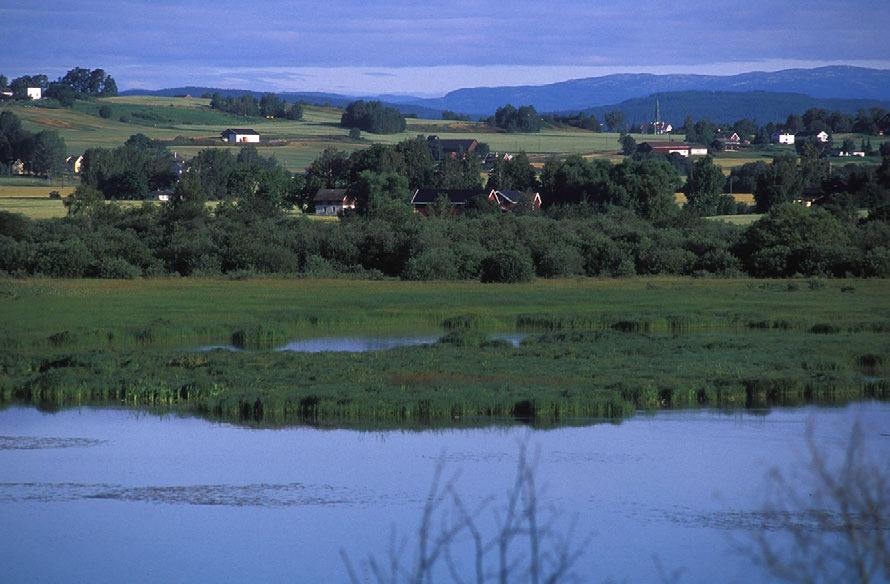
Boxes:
[340,100,406,134]
[209,92,303,120]
[3,196,887,282]
[1,67,117,106]
[81,134,179,199]
[489,105,542,133]
[0,111,67,177]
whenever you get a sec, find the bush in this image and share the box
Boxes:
[98,106,112,119]
[480,250,535,283]
[402,249,460,280]
[118,115,130,123]
[96,257,141,279]
[340,100,406,134]
[33,240,94,277]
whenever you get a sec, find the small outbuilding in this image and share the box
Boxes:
[221,128,260,143]
[313,189,355,216]
[10,159,25,175]
[771,132,795,145]
[638,142,708,157]
[26,87,42,100]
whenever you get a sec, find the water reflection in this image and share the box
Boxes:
[1,403,886,583]
[196,332,526,353]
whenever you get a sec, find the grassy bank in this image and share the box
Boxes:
[1,277,887,426]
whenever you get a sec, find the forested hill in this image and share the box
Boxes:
[409,66,890,115]
[121,66,890,120]
[580,91,890,125]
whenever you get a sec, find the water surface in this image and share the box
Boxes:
[197,332,526,353]
[0,404,887,583]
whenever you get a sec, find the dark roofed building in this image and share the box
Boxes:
[411,188,495,214]
[221,128,260,143]
[313,188,355,216]
[427,136,479,160]
[495,190,542,210]
[638,142,709,157]
[411,188,542,214]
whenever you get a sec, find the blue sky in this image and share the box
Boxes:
[3,0,889,95]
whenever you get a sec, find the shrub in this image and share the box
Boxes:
[98,106,112,119]
[402,249,460,281]
[480,250,535,283]
[96,257,141,279]
[33,240,94,277]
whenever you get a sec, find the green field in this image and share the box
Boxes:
[1,277,886,427]
[2,98,661,172]
[6,97,886,176]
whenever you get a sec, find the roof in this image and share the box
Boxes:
[313,188,350,203]
[412,188,490,205]
[222,128,259,135]
[496,190,525,204]
[436,139,478,152]
[642,142,694,149]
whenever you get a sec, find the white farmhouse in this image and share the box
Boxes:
[313,189,355,216]
[221,128,260,143]
[771,132,795,145]
[26,87,42,100]
[797,130,830,143]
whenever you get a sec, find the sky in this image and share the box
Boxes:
[2,0,889,96]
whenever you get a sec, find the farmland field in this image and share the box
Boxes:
[3,98,657,171]
[6,97,886,176]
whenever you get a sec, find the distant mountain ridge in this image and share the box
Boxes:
[406,66,890,115]
[120,66,890,122]
[580,91,890,125]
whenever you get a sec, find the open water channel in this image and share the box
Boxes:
[1,403,887,583]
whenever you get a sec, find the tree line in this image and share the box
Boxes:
[1,187,887,281]
[0,67,117,106]
[340,100,407,134]
[208,92,303,120]
[0,111,67,177]
[1,124,889,280]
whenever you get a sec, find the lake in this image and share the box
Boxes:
[1,403,887,583]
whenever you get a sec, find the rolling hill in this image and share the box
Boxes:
[408,66,890,115]
[120,87,445,119]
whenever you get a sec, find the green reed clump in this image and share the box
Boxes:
[810,323,841,334]
[610,320,651,333]
[442,315,481,330]
[230,324,289,349]
[438,330,487,348]
[515,314,601,331]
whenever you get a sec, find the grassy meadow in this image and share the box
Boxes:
[1,277,886,427]
[0,97,694,172]
[6,96,885,179]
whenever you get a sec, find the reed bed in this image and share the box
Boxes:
[1,277,888,427]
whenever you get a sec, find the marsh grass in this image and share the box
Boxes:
[1,277,888,427]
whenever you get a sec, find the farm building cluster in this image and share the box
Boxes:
[313,188,542,216]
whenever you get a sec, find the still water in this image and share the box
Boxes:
[0,403,887,583]
[198,333,526,353]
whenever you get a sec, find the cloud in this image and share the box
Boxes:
[2,1,888,93]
